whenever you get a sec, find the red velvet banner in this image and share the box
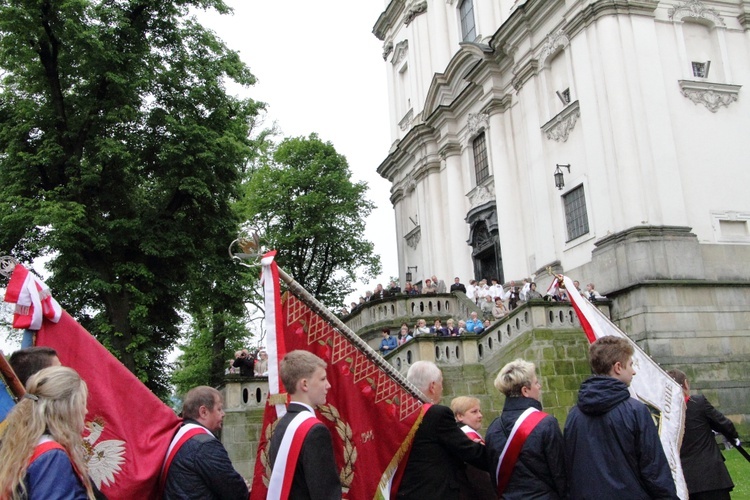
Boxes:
[251,267,425,499]
[35,311,181,499]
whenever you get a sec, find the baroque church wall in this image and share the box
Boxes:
[373,0,750,434]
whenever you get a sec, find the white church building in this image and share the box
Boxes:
[372,0,750,429]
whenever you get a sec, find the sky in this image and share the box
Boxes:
[199,1,399,299]
[1,1,398,354]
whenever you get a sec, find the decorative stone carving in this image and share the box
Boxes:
[404,172,417,193]
[391,40,409,66]
[539,29,570,67]
[467,112,490,136]
[404,1,428,26]
[678,80,741,112]
[398,108,414,131]
[668,0,725,26]
[541,100,580,142]
[468,182,495,209]
[382,41,393,61]
[404,225,421,249]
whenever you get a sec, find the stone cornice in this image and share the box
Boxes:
[511,59,539,92]
[678,80,741,112]
[481,94,513,115]
[373,0,406,41]
[439,142,462,159]
[593,225,696,250]
[541,100,581,142]
[565,0,658,39]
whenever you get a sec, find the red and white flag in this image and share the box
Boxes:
[4,263,62,330]
[561,275,688,499]
[4,265,181,499]
[250,252,426,499]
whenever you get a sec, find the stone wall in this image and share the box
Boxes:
[440,329,592,432]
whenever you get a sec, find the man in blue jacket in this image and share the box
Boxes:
[564,336,678,499]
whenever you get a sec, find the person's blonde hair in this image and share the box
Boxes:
[494,359,536,397]
[280,350,326,395]
[0,366,94,500]
[450,396,480,418]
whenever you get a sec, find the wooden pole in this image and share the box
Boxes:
[0,351,25,400]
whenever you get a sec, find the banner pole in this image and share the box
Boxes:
[0,352,25,400]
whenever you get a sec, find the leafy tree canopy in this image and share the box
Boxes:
[0,0,262,396]
[240,133,381,309]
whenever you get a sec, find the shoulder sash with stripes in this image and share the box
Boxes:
[29,437,84,484]
[496,407,548,497]
[159,423,212,494]
[460,424,484,444]
[267,410,320,500]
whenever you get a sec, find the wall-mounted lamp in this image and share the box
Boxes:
[554,164,571,190]
[405,266,418,283]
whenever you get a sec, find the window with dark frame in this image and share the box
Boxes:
[459,0,476,42]
[563,185,589,241]
[472,132,489,185]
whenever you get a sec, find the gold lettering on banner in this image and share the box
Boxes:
[361,430,374,443]
[663,382,673,422]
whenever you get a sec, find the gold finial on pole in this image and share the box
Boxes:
[0,256,18,279]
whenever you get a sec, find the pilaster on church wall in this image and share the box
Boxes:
[510,72,561,274]
[427,2,453,80]
[624,12,687,228]
[410,10,431,121]
[440,145,467,275]
[585,16,652,232]
[487,109,529,278]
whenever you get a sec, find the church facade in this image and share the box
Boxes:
[373,0,750,430]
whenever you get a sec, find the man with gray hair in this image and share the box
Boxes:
[396,361,488,499]
[162,386,248,499]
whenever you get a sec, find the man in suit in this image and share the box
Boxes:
[449,277,466,294]
[396,361,488,499]
[668,369,739,500]
[268,350,341,499]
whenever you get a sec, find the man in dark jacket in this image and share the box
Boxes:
[163,386,248,499]
[397,361,488,499]
[668,369,739,500]
[486,359,566,499]
[450,277,467,294]
[564,336,678,500]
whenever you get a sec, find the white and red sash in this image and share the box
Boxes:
[267,410,319,500]
[496,407,548,497]
[159,423,212,493]
[460,424,485,444]
[29,436,85,484]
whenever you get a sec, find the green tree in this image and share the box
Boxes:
[0,0,262,396]
[240,133,381,308]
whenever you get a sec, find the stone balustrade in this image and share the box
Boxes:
[387,300,609,375]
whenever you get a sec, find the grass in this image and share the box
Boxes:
[725,449,749,499]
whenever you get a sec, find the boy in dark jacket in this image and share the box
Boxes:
[564,336,678,500]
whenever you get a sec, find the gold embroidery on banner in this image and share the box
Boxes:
[319,403,357,493]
